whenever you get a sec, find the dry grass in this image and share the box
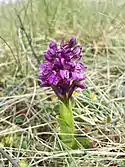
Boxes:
[0,0,125,166]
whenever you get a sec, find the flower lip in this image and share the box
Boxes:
[60,70,70,80]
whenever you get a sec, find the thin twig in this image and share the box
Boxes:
[0,36,17,63]
[17,14,40,64]
[0,147,21,167]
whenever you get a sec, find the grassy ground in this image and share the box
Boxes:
[0,0,125,166]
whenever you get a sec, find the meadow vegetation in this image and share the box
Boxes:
[0,0,125,166]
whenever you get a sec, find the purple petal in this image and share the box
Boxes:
[41,81,50,87]
[60,70,65,79]
[64,47,71,53]
[54,58,61,68]
[65,52,73,59]
[75,81,87,89]
[72,72,86,81]
[65,70,70,79]
[68,85,76,99]
[48,71,56,84]
[60,70,69,79]
[75,63,87,73]
[60,58,65,66]
[57,48,64,54]
[48,49,56,55]
[49,41,57,50]
[62,61,75,70]
[40,64,47,74]
[53,75,61,85]
[44,53,52,61]
[40,62,53,72]
[69,38,76,47]
[72,45,82,55]
[68,81,86,99]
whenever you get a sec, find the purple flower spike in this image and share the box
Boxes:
[40,38,87,101]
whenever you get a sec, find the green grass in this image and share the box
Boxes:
[0,0,125,166]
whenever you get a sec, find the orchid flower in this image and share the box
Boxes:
[40,38,87,148]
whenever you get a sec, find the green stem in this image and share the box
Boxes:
[58,100,75,148]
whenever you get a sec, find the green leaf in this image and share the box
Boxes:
[58,100,75,148]
[120,161,125,167]
[59,100,74,133]
[75,136,92,149]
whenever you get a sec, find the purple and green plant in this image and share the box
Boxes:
[40,38,87,148]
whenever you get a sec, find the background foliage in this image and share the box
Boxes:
[0,0,125,166]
